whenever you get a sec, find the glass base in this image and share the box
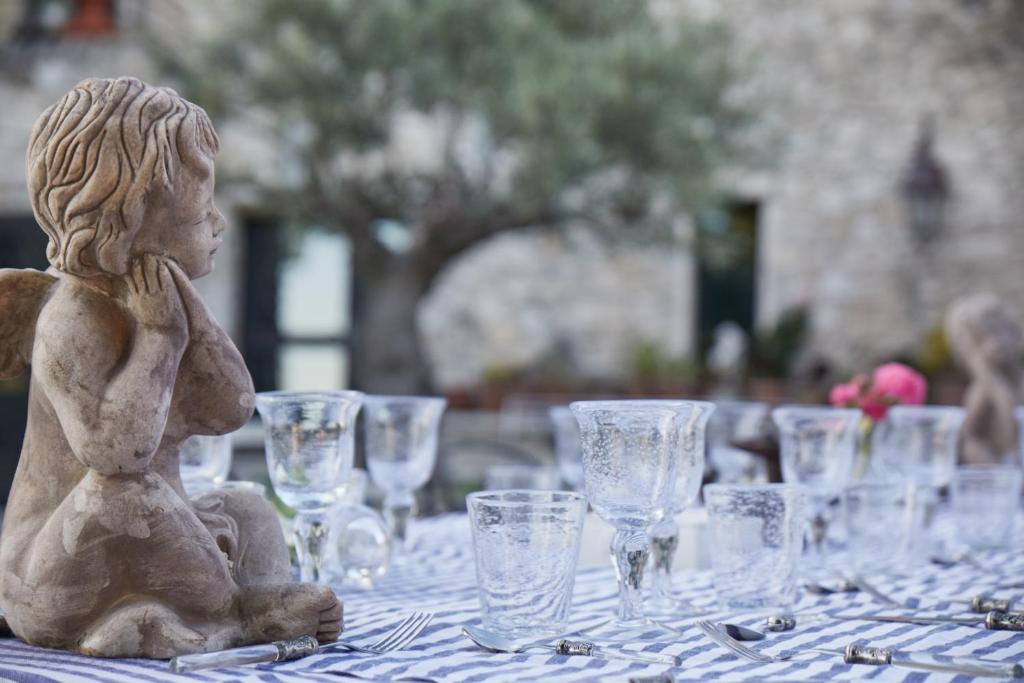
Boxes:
[582,616,683,643]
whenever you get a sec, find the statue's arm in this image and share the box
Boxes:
[34,258,188,475]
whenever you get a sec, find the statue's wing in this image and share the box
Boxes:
[0,269,58,379]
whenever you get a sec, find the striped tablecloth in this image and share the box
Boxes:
[3,513,1024,682]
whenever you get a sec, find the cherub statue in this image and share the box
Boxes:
[946,292,1024,464]
[0,78,340,658]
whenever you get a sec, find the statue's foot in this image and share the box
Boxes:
[240,582,342,643]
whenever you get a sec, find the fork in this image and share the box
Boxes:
[169,611,434,672]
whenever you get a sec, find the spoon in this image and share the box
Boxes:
[718,623,767,641]
[804,579,859,595]
[461,625,681,666]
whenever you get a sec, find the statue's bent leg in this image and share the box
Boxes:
[191,488,293,585]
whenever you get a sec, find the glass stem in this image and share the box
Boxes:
[293,512,328,583]
[610,528,649,624]
[385,491,415,553]
[650,518,679,604]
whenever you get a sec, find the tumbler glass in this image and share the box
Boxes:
[953,465,1023,550]
[179,433,233,496]
[704,483,804,611]
[844,483,923,574]
[255,390,364,583]
[467,490,587,638]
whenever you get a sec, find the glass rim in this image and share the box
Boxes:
[570,399,713,413]
[885,405,965,419]
[362,394,447,405]
[467,489,586,509]
[772,405,861,419]
[255,390,364,405]
[704,482,801,496]
[955,464,1023,475]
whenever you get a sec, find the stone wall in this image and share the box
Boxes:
[668,0,1024,373]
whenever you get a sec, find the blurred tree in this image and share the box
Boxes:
[157,0,747,392]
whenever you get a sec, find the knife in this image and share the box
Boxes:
[839,642,1024,678]
[824,609,1024,631]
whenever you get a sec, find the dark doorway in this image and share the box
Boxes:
[697,200,759,354]
[0,215,50,505]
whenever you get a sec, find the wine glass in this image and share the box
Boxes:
[707,400,770,484]
[178,433,233,496]
[549,406,584,490]
[254,390,364,583]
[772,406,860,572]
[570,399,699,641]
[872,405,966,555]
[363,395,447,554]
[647,400,714,617]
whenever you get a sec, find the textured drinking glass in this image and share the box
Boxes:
[363,395,447,554]
[953,465,1023,550]
[571,400,694,640]
[648,400,714,617]
[550,406,584,490]
[773,406,859,567]
[705,484,804,611]
[708,401,770,484]
[844,483,922,574]
[467,490,586,638]
[484,464,563,491]
[255,390,364,583]
[179,433,233,496]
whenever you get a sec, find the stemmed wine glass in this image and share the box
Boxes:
[772,406,860,573]
[255,390,364,584]
[363,395,447,554]
[549,406,584,490]
[647,400,714,617]
[570,399,700,641]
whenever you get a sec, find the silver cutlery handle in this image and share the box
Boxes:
[553,639,679,666]
[987,611,1024,632]
[973,596,1015,613]
[845,643,1024,678]
[169,635,319,673]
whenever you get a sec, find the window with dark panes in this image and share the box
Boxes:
[244,218,352,392]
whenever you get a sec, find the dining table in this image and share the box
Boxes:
[2,512,1024,682]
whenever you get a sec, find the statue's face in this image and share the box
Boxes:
[131,158,225,279]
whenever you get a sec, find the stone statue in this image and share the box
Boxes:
[0,78,341,658]
[946,292,1023,464]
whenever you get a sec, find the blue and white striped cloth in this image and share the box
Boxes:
[3,513,1024,682]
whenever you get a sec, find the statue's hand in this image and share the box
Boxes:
[124,254,188,343]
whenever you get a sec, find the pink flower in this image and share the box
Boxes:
[871,362,927,406]
[829,376,864,407]
[858,388,890,420]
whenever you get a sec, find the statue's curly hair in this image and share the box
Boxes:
[26,77,219,276]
